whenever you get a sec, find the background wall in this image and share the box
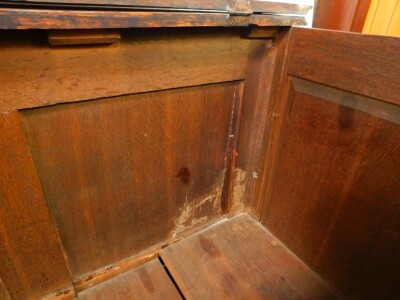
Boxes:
[313,0,371,32]
[363,0,400,37]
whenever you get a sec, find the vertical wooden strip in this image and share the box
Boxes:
[236,29,293,218]
[350,0,373,32]
[365,0,398,35]
[362,0,380,33]
[387,0,400,36]
[235,39,277,216]
[0,112,73,300]
[313,0,359,31]
[221,82,245,214]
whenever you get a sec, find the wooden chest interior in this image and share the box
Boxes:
[0,2,399,299]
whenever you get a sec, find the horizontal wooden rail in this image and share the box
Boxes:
[0,8,306,29]
[0,0,312,15]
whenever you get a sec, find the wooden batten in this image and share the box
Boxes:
[0,8,306,30]
[48,30,121,46]
[242,26,281,39]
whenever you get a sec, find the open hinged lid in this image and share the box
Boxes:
[0,0,311,29]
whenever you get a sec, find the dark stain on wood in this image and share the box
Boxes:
[176,167,191,185]
[198,235,221,258]
[138,268,155,294]
[160,214,337,299]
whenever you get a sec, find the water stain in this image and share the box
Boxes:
[198,235,221,258]
[138,268,154,293]
[221,272,237,295]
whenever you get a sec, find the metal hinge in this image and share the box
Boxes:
[229,0,253,16]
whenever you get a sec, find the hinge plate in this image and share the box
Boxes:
[229,0,253,16]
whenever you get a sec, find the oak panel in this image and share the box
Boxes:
[262,79,400,299]
[160,213,336,299]
[77,259,181,299]
[0,29,249,112]
[21,82,242,278]
[0,113,72,300]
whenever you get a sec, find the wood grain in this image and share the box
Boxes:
[260,28,400,299]
[250,14,307,27]
[8,0,229,11]
[0,8,307,30]
[74,213,222,293]
[21,82,242,278]
[262,79,400,299]
[0,112,73,300]
[1,0,311,14]
[160,213,336,299]
[235,39,276,215]
[253,0,312,14]
[0,278,11,300]
[48,29,121,46]
[0,29,248,112]
[77,259,181,299]
[288,27,400,105]
[237,28,293,217]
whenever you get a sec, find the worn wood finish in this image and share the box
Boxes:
[0,113,73,300]
[0,8,227,29]
[235,38,276,215]
[7,0,230,10]
[241,26,281,39]
[0,8,307,30]
[74,247,160,293]
[77,259,181,299]
[0,279,11,300]
[160,213,336,299]
[2,0,311,15]
[250,14,306,27]
[21,82,242,278]
[48,29,121,46]
[0,29,248,112]
[73,212,221,293]
[261,28,400,299]
[288,28,400,105]
[253,0,312,14]
[236,28,292,217]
